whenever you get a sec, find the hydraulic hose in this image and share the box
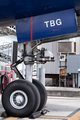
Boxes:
[1,74,9,93]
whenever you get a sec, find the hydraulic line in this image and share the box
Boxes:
[1,74,9,93]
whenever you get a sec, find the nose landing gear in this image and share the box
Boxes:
[1,41,54,117]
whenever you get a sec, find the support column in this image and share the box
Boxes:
[26,65,32,82]
[39,67,45,86]
[59,68,61,87]
[73,73,75,88]
[78,69,80,88]
[75,74,78,87]
[37,64,41,79]
[65,76,66,87]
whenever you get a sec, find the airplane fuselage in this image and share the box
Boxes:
[0,0,80,26]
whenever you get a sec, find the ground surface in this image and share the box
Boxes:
[0,96,80,120]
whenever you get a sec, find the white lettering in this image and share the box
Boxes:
[56,19,62,25]
[50,20,55,27]
[44,21,49,27]
[44,19,62,27]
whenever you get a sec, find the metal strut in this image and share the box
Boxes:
[11,42,55,80]
[11,58,24,79]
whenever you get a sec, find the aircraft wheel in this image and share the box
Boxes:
[33,79,47,111]
[2,80,40,117]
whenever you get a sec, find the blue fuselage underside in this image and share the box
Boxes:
[0,0,80,26]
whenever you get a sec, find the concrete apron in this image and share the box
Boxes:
[46,87,80,97]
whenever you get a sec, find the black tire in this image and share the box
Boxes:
[33,79,47,111]
[2,80,40,117]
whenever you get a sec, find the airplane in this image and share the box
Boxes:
[0,0,80,118]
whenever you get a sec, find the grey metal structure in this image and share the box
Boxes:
[66,55,80,88]
[58,41,75,53]
[39,67,45,86]
[67,55,80,73]
[41,41,59,74]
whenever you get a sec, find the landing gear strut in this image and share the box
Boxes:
[1,41,54,117]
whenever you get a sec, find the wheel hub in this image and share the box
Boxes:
[10,90,28,109]
[16,95,24,104]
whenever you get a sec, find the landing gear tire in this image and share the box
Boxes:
[33,79,47,111]
[2,80,40,117]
